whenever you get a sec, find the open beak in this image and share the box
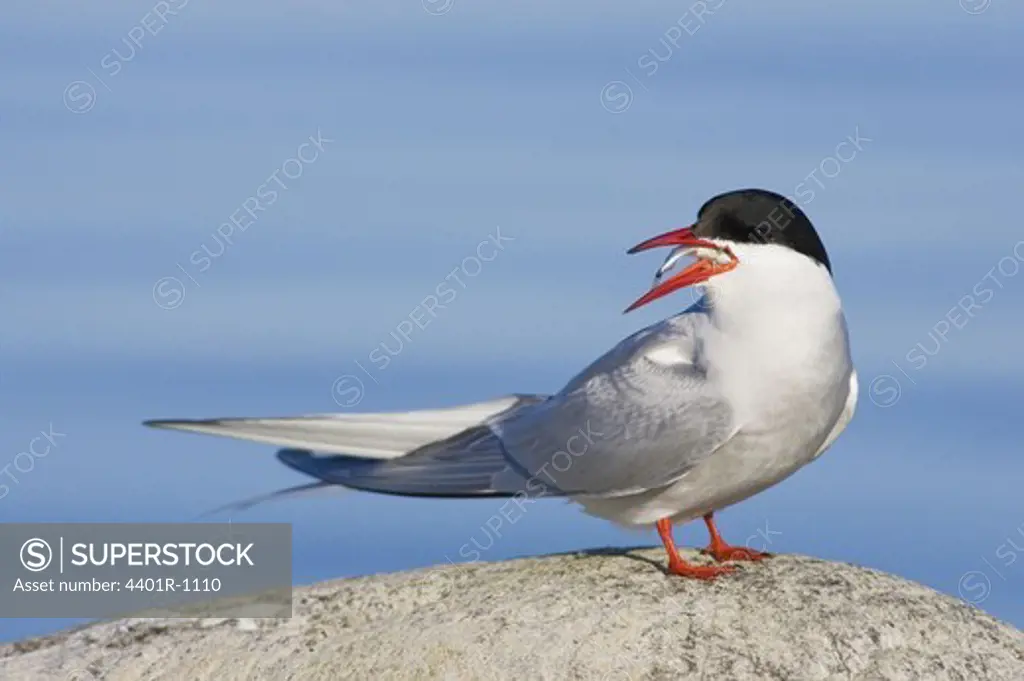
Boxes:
[624,225,738,313]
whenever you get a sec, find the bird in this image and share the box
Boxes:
[145,187,857,580]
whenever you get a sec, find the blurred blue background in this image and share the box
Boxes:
[3,0,1023,642]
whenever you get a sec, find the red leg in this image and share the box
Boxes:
[700,513,772,562]
[656,518,735,580]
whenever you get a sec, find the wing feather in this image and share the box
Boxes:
[144,303,734,502]
[276,422,541,498]
[490,309,736,496]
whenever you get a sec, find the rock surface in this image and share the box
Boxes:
[2,548,1023,680]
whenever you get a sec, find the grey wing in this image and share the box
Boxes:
[272,395,552,498]
[490,309,736,497]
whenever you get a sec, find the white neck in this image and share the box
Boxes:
[696,238,847,395]
[705,242,840,331]
[698,242,852,418]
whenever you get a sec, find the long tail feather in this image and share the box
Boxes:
[198,481,340,518]
[144,395,536,459]
[147,394,554,499]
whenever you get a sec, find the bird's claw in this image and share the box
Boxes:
[701,544,773,563]
[666,561,737,580]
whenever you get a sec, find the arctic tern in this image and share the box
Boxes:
[146,188,857,580]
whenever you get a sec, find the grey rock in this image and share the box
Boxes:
[2,549,1022,680]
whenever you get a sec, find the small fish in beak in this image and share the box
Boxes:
[625,226,738,313]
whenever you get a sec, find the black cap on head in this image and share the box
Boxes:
[693,188,831,273]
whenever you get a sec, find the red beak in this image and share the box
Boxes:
[624,225,737,313]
